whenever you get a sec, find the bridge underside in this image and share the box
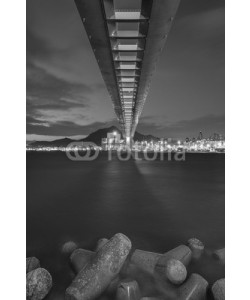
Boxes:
[75,0,180,140]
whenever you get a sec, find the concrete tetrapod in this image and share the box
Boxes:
[177,273,208,300]
[165,259,187,285]
[70,238,110,273]
[116,280,141,300]
[65,233,132,300]
[130,249,163,274]
[70,249,94,274]
[155,245,192,277]
[26,268,52,300]
[213,248,225,264]
[70,247,121,294]
[26,257,40,273]
[187,238,204,259]
[212,278,225,300]
[95,238,109,251]
[62,241,78,256]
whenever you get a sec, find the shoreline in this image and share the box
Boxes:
[26,149,225,154]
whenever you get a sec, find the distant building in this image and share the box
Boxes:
[101,138,108,149]
[107,132,121,143]
[101,131,122,150]
[198,131,203,140]
[209,133,224,141]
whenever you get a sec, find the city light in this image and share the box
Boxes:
[27,132,225,154]
[100,131,225,153]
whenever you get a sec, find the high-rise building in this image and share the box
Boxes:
[198,131,203,140]
[102,131,122,150]
[210,133,220,141]
[107,132,121,144]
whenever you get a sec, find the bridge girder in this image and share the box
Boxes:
[75,0,181,139]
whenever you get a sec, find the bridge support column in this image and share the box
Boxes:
[126,137,132,150]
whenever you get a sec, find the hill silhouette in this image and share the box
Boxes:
[30,126,159,147]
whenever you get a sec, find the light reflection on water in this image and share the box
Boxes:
[27,152,224,299]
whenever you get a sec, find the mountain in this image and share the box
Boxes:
[82,126,122,145]
[30,138,75,148]
[29,126,159,147]
[133,131,160,142]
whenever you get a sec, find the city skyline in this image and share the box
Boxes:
[27,124,224,144]
[27,0,225,141]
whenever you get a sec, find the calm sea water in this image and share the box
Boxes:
[26,152,225,299]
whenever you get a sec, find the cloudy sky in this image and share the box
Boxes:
[27,0,225,141]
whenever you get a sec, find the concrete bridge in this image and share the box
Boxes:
[75,0,180,144]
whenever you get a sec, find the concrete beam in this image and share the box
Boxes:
[74,0,181,138]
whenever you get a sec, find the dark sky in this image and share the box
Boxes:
[27,0,225,141]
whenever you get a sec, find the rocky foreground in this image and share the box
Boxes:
[26,233,225,300]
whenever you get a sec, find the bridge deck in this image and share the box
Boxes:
[74,0,181,139]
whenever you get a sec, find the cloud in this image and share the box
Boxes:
[26,62,94,127]
[177,0,225,20]
[27,113,224,140]
[26,134,88,142]
[137,114,225,138]
[26,13,104,86]
[26,119,118,137]
[26,29,53,61]
[26,60,115,136]
[27,64,91,103]
[26,23,114,138]
[26,0,225,140]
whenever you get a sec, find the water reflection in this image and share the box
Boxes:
[27,152,224,299]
